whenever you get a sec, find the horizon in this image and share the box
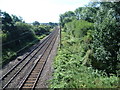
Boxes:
[0,0,90,23]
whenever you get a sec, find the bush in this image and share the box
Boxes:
[50,31,119,88]
[65,20,94,38]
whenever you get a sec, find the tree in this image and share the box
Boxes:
[11,15,23,23]
[75,7,83,20]
[1,11,14,33]
[33,21,40,26]
[92,2,120,75]
[75,6,99,22]
[59,11,76,27]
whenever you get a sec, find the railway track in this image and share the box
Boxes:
[1,30,55,79]
[1,27,60,89]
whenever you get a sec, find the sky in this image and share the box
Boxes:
[0,0,90,23]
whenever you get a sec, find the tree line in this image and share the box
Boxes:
[0,11,57,66]
[59,2,120,75]
[50,2,119,88]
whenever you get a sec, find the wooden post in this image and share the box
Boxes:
[59,16,62,49]
[59,24,61,49]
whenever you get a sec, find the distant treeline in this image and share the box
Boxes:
[32,21,58,26]
[0,11,58,66]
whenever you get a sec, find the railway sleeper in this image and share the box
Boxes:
[34,65,43,68]
[29,74,37,76]
[32,71,39,73]
[25,82,35,84]
[26,80,36,82]
[28,78,36,80]
[36,62,44,65]
[29,76,37,78]
[23,87,31,88]
[23,83,33,86]
[31,72,39,74]
[34,67,42,71]
[31,73,39,75]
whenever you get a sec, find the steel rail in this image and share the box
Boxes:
[2,29,58,89]
[0,30,55,81]
[18,28,59,89]
[32,30,59,89]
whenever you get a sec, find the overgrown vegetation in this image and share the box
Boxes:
[50,1,120,88]
[0,11,56,66]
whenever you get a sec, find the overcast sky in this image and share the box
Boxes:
[0,0,90,23]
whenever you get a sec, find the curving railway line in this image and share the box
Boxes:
[0,27,60,89]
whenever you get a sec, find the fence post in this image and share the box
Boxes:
[59,24,61,49]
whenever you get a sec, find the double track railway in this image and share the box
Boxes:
[0,27,60,89]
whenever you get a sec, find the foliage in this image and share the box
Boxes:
[60,4,98,27]
[65,20,94,38]
[60,11,76,27]
[11,15,23,23]
[59,2,120,75]
[1,11,52,66]
[92,2,120,75]
[51,2,120,88]
[50,31,119,88]
[33,25,51,36]
[33,21,40,26]
[75,6,99,22]
[49,22,58,28]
